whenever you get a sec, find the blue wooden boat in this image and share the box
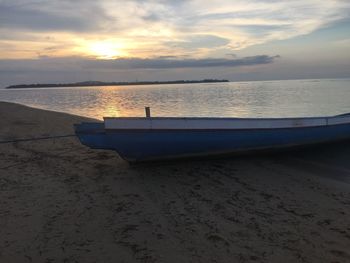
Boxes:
[74,112,350,163]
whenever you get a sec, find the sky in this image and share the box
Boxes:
[1,0,350,87]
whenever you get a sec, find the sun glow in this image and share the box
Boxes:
[88,41,126,59]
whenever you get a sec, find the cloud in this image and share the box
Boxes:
[168,0,350,49]
[166,35,230,49]
[1,0,350,60]
[334,38,350,46]
[0,0,112,32]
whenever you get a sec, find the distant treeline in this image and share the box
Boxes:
[6,79,229,89]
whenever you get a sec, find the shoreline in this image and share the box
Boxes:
[1,101,350,262]
[0,100,99,122]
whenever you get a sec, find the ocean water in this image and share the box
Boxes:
[1,79,350,120]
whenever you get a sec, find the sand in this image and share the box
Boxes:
[0,101,350,263]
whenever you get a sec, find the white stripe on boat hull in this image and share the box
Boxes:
[104,114,350,130]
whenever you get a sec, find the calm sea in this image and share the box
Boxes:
[1,79,350,120]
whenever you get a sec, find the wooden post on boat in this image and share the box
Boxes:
[145,107,151,118]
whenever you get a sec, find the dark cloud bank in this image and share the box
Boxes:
[87,55,278,69]
[0,55,279,87]
[0,55,279,71]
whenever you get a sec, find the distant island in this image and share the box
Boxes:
[6,79,229,89]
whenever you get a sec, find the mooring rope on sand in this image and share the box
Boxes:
[0,134,76,144]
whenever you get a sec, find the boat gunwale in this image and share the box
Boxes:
[103,114,350,131]
[103,112,350,121]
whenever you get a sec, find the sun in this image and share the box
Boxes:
[88,41,125,59]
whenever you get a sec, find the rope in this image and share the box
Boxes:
[0,134,76,144]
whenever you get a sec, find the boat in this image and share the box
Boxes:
[74,109,350,163]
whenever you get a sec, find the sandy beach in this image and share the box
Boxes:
[1,101,350,263]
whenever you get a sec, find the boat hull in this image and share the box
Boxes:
[75,122,350,162]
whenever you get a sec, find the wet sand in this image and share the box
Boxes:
[1,101,350,263]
